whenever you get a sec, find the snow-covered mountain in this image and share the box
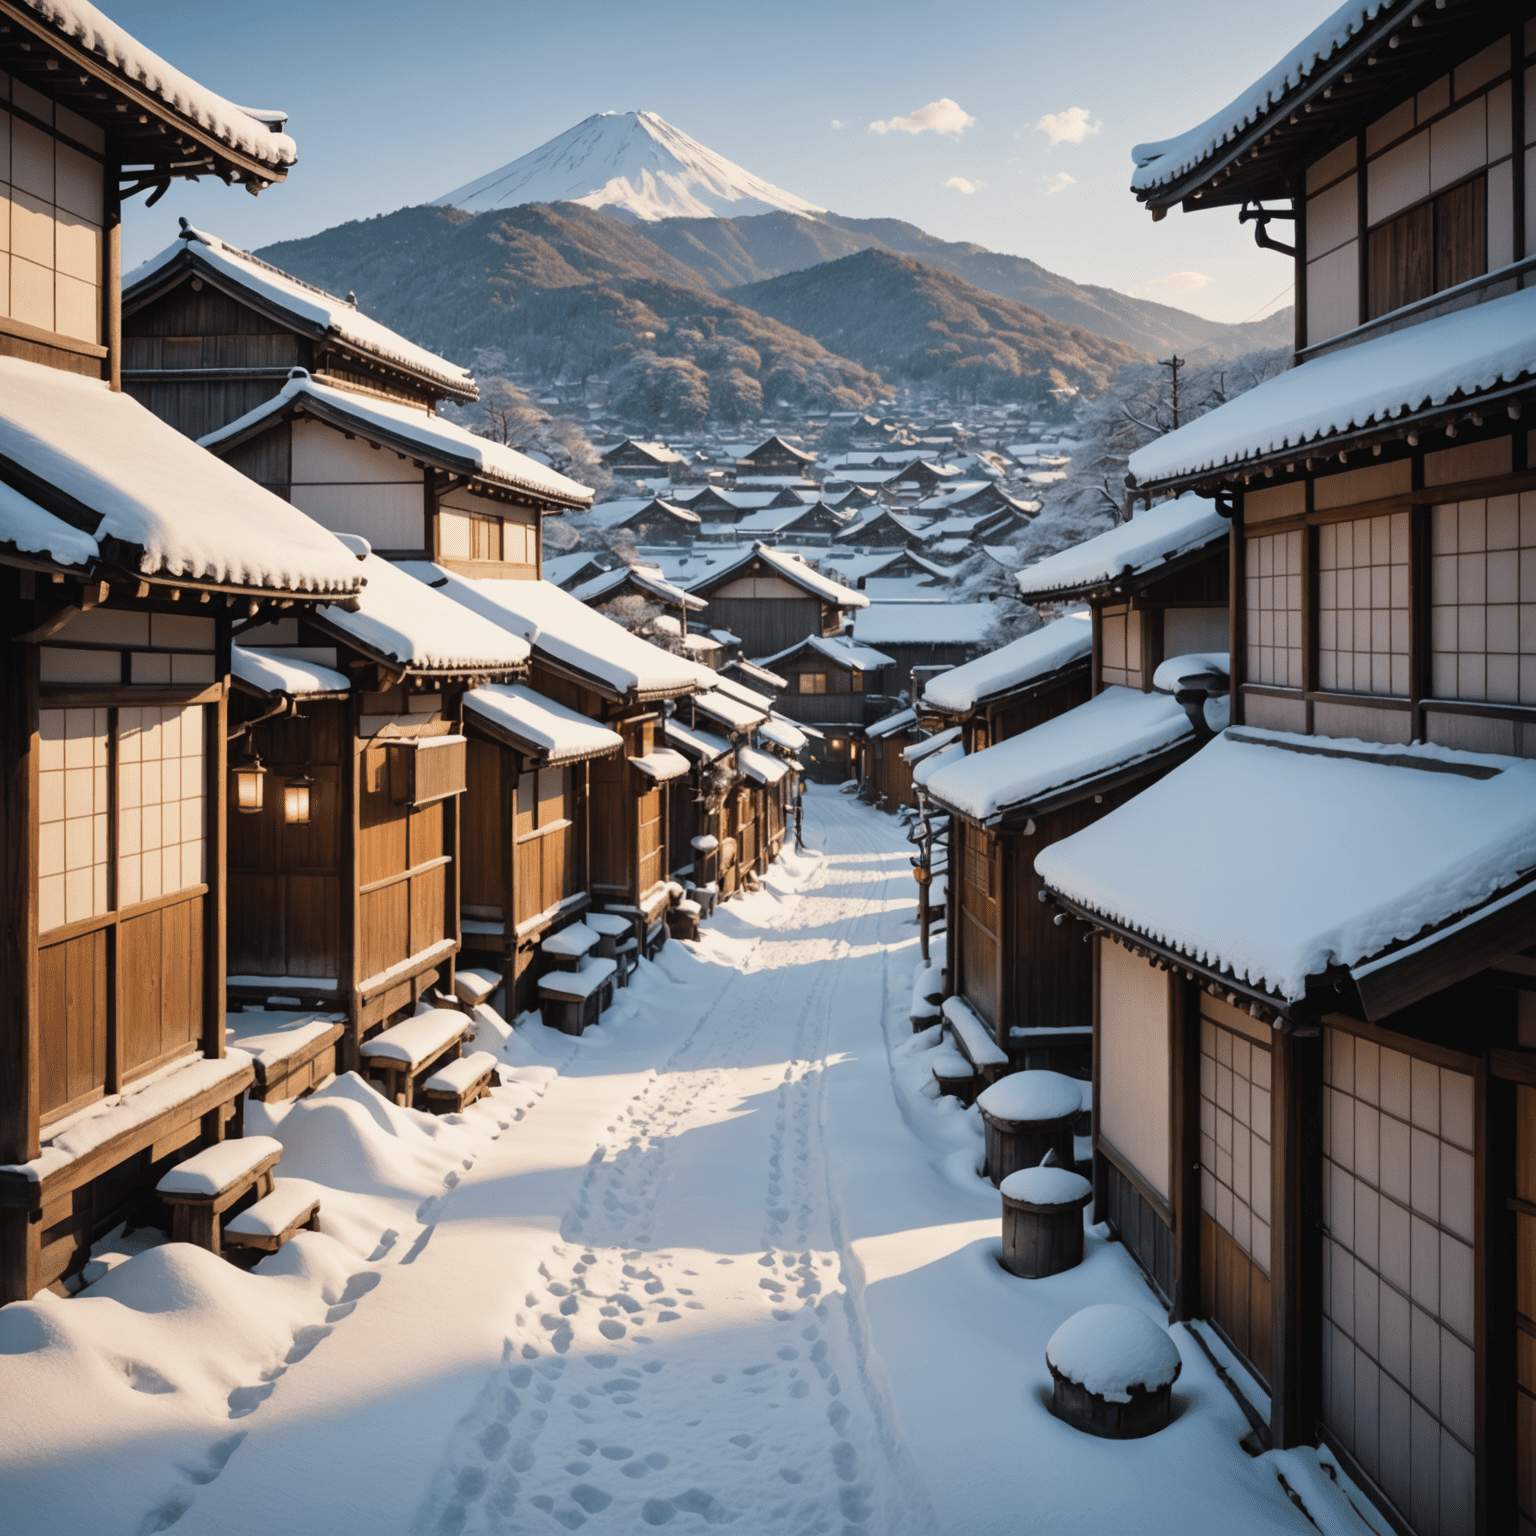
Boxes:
[433,110,824,222]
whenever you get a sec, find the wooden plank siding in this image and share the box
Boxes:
[695,596,825,661]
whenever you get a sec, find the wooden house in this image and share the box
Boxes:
[120,223,479,442]
[226,549,529,1068]
[850,602,997,704]
[421,569,703,955]
[1032,8,1536,1529]
[0,3,376,1303]
[737,435,816,477]
[570,560,708,633]
[834,507,923,550]
[734,501,855,545]
[196,369,592,577]
[592,495,700,546]
[756,634,896,782]
[920,501,1229,1080]
[456,683,623,1018]
[601,439,684,479]
[861,707,922,811]
[685,541,868,660]
[543,550,613,591]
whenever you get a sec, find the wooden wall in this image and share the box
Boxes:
[702,596,824,660]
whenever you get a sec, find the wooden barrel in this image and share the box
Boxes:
[999,1167,1092,1279]
[930,1045,977,1106]
[975,1071,1083,1187]
[1045,1304,1182,1439]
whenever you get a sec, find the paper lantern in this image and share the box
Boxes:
[234,755,266,814]
[284,771,315,826]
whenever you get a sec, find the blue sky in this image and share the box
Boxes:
[114,0,1337,325]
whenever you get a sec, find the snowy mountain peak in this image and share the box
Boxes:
[433,109,824,222]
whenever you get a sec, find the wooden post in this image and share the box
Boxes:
[104,163,121,391]
[1091,935,1109,1222]
[1229,499,1245,730]
[343,693,362,1070]
[202,670,228,1062]
[1269,1022,1322,1450]
[0,602,38,1165]
[1170,975,1202,1322]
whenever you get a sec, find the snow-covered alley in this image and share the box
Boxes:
[1,788,1381,1536]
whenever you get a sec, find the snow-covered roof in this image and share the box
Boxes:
[691,542,869,608]
[904,725,961,763]
[711,674,775,713]
[126,227,475,398]
[1014,495,1227,600]
[602,438,684,464]
[202,373,593,510]
[630,748,692,782]
[0,357,361,595]
[728,658,788,691]
[542,550,610,588]
[866,707,918,740]
[759,717,808,752]
[665,718,730,763]
[322,550,529,675]
[464,683,623,764]
[0,478,97,568]
[1130,287,1536,487]
[756,633,894,672]
[571,562,706,610]
[852,603,996,646]
[21,0,298,172]
[1035,728,1536,1009]
[694,688,768,733]
[738,746,790,786]
[232,646,349,699]
[735,507,808,534]
[1130,1,1388,196]
[924,686,1217,826]
[409,566,708,701]
[922,614,1092,715]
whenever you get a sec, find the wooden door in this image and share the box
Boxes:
[1515,1083,1536,1533]
[958,819,1000,1034]
[1198,997,1274,1384]
[636,783,662,899]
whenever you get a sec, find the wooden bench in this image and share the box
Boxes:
[421,1050,501,1114]
[453,967,501,1010]
[155,1135,284,1257]
[542,921,600,970]
[584,911,634,958]
[224,1177,323,1254]
[666,897,702,942]
[360,1009,471,1106]
[931,1044,978,1105]
[941,995,1010,1088]
[539,958,618,1035]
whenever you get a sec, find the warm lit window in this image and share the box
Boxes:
[1245,530,1304,688]
[851,670,863,693]
[1431,493,1536,703]
[799,673,827,694]
[1318,512,1410,696]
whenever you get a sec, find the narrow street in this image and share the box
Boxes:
[5,790,1357,1536]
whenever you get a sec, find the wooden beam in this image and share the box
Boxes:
[0,606,38,1163]
[1170,973,1203,1322]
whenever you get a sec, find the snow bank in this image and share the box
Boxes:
[1046,1304,1182,1401]
[922,614,1092,714]
[923,687,1215,824]
[977,1071,1083,1124]
[1000,1167,1092,1205]
[1035,728,1536,1001]
[1015,495,1226,599]
[1130,285,1536,486]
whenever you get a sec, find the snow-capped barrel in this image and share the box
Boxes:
[1045,1304,1182,1439]
[974,1070,1083,1187]
[998,1166,1092,1279]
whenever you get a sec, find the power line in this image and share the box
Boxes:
[1237,279,1295,327]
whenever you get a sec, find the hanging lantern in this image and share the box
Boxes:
[284,770,315,827]
[234,753,266,814]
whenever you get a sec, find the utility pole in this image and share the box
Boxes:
[1160,354,1186,429]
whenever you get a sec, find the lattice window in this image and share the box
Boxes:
[117,705,205,907]
[38,707,108,932]
[1200,1016,1273,1270]
[1431,492,1536,704]
[1245,530,1304,688]
[1322,1027,1476,1536]
[1319,512,1411,696]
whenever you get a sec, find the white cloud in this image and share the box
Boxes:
[944,176,981,194]
[1041,172,1075,195]
[831,119,844,129]
[869,98,975,138]
[1035,106,1101,147]
[1148,271,1211,293]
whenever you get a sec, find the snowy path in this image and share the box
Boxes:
[3,789,1378,1536]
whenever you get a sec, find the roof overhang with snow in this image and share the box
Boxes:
[688,542,869,609]
[464,683,623,765]
[755,633,895,673]
[922,614,1093,718]
[232,645,350,701]
[1127,288,1536,493]
[1036,728,1536,1022]
[0,0,299,191]
[1128,0,1509,214]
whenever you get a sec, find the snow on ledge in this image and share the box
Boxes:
[465,683,623,764]
[1034,728,1536,1002]
[922,614,1092,714]
[1129,286,1536,486]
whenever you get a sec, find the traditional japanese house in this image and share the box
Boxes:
[418,570,704,954]
[737,435,816,478]
[850,602,997,703]
[756,634,896,782]
[120,223,478,441]
[833,507,924,551]
[591,495,700,546]
[861,707,923,810]
[1031,7,1536,1528]
[570,561,707,636]
[0,0,376,1303]
[601,439,684,480]
[226,549,530,1068]
[196,370,593,576]
[685,541,868,660]
[920,499,1229,1079]
[733,501,854,545]
[720,655,787,699]
[543,550,612,592]
[456,683,623,1018]
[661,714,732,893]
[850,548,953,595]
